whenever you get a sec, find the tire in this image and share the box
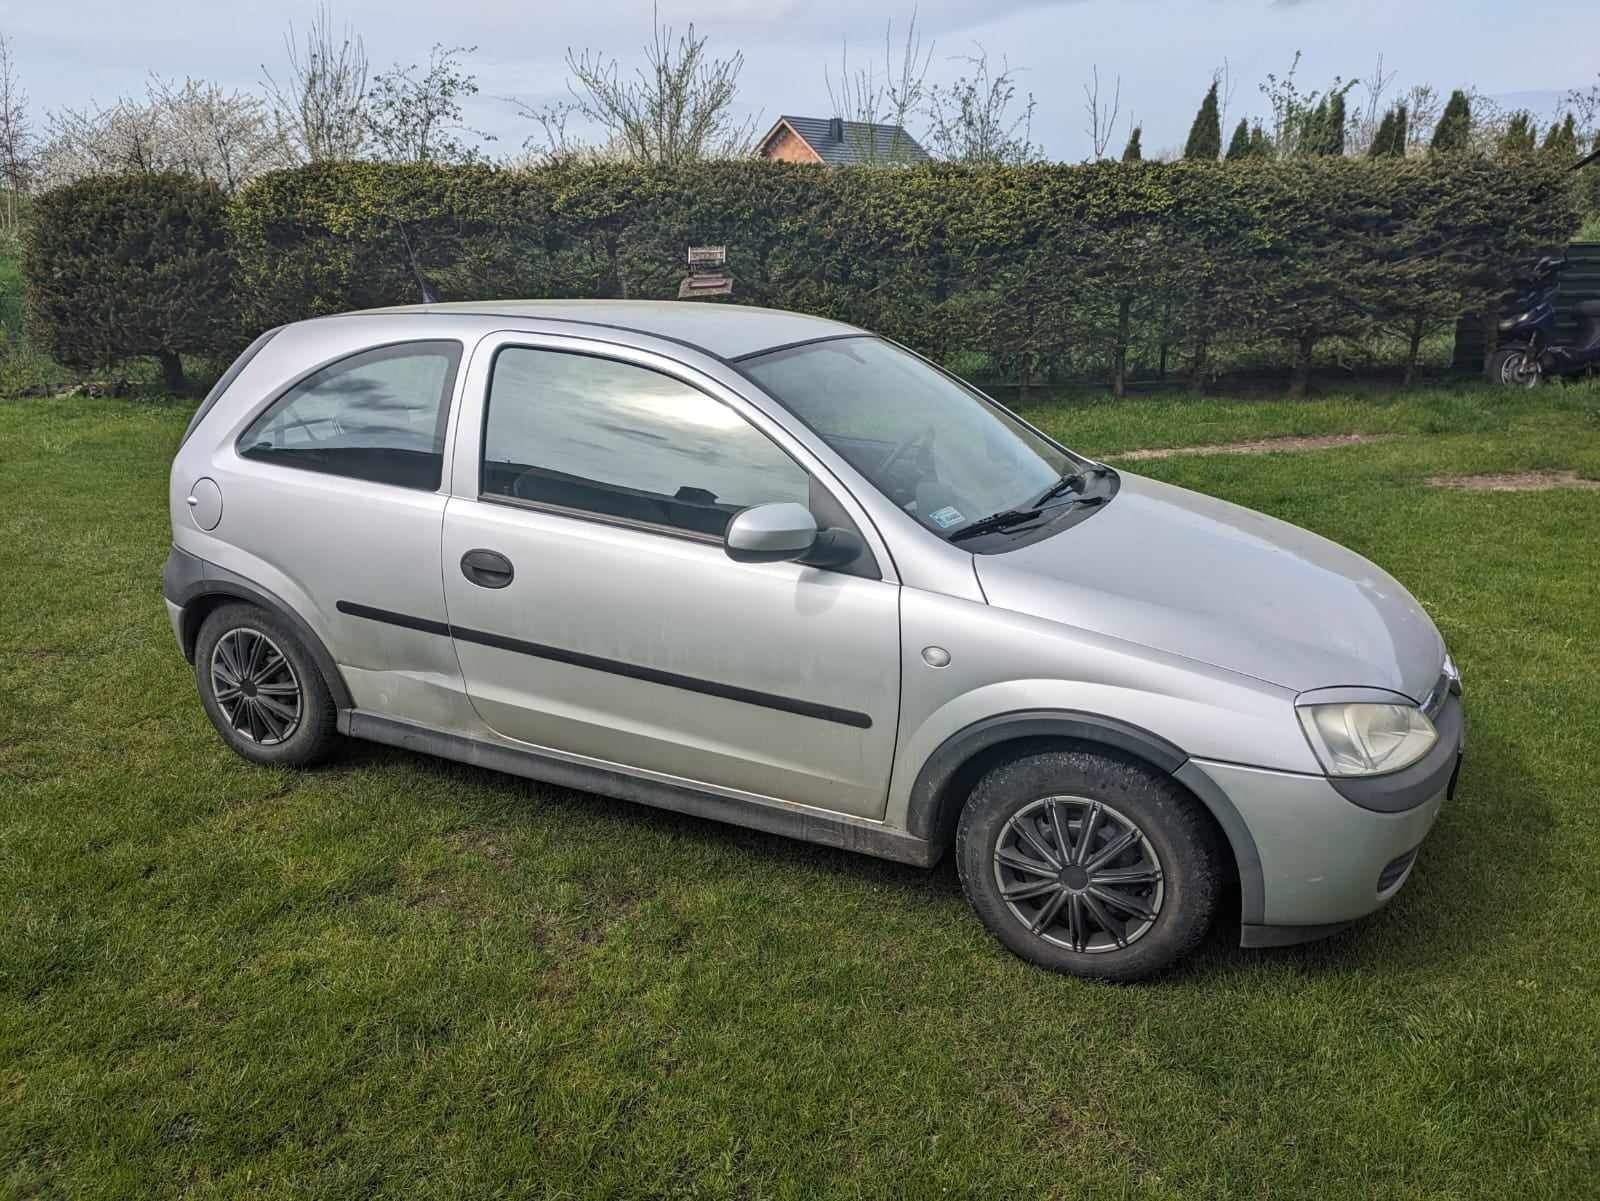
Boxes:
[193,602,338,768]
[1489,347,1541,388]
[956,749,1223,982]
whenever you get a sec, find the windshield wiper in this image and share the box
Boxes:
[948,508,1044,542]
[947,489,1109,544]
[1029,469,1091,509]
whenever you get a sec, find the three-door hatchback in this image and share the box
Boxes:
[166,301,1464,980]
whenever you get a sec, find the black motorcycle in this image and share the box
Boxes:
[1489,255,1600,386]
[1492,148,1600,386]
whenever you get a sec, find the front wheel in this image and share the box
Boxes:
[956,750,1224,981]
[1490,347,1542,388]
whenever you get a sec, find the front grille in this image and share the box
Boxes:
[1377,847,1419,894]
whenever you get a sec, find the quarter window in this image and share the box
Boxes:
[238,341,462,491]
[481,347,811,539]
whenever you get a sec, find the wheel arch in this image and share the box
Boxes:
[905,710,1265,924]
[167,556,354,712]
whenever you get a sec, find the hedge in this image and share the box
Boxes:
[23,173,236,391]
[23,159,1582,394]
[228,158,1578,394]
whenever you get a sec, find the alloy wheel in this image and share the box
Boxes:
[209,628,303,746]
[992,795,1165,953]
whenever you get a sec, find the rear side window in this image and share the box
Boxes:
[238,341,462,491]
[181,326,282,447]
[480,347,811,539]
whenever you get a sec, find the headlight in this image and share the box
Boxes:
[1297,702,1437,777]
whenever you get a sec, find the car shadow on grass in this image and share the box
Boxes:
[331,724,1551,983]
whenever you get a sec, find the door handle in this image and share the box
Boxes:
[460,548,515,589]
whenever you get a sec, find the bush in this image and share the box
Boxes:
[23,173,236,392]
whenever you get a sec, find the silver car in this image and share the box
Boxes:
[165,302,1464,980]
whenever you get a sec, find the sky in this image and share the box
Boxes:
[5,0,1599,161]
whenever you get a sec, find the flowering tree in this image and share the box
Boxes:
[38,77,292,193]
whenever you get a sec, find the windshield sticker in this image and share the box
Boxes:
[929,506,965,529]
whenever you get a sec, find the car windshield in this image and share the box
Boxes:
[739,337,1078,537]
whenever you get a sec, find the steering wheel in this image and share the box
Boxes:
[876,426,934,498]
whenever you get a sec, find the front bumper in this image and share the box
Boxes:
[1186,691,1463,943]
[1193,757,1447,930]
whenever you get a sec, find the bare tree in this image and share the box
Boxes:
[1348,54,1398,155]
[1565,74,1599,149]
[0,31,34,233]
[1082,65,1121,160]
[924,47,1037,165]
[826,12,932,163]
[37,77,290,192]
[367,45,493,163]
[1461,85,1510,156]
[510,100,588,165]
[525,4,756,166]
[1402,83,1440,156]
[1215,58,1237,140]
[261,4,369,162]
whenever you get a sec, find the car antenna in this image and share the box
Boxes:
[396,221,439,305]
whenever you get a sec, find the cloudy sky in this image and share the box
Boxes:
[6,0,1599,160]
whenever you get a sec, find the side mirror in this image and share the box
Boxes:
[724,502,818,563]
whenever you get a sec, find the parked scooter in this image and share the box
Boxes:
[1491,255,1600,386]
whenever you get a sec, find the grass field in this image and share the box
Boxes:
[4,381,1600,1199]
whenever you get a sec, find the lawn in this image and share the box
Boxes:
[3,381,1600,1199]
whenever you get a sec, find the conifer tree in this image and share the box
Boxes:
[1183,81,1222,160]
[1542,112,1578,159]
[1498,111,1537,156]
[1121,125,1142,161]
[1325,91,1347,156]
[1430,89,1472,153]
[1368,108,1398,158]
[1225,118,1250,161]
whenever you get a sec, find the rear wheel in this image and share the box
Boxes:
[1490,347,1542,388]
[194,603,337,767]
[956,749,1223,981]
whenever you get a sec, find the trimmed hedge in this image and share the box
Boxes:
[22,159,1582,392]
[23,173,236,391]
[229,158,1578,393]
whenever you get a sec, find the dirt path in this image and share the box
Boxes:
[1110,433,1395,461]
[1426,471,1600,492]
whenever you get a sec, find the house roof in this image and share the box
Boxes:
[761,115,932,166]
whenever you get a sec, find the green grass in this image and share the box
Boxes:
[4,384,1600,1199]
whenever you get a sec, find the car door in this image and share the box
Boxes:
[439,333,902,820]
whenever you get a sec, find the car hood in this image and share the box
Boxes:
[973,472,1444,698]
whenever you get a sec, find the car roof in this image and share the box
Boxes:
[353,300,863,362]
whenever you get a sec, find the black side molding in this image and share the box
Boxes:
[342,710,936,867]
[904,708,1269,928]
[904,709,1188,842]
[336,600,874,730]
